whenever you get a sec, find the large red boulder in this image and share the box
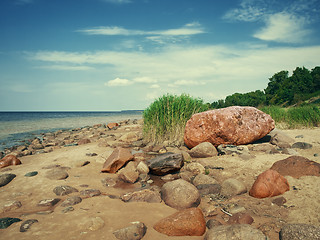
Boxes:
[249,169,290,198]
[0,155,21,169]
[184,106,275,148]
[153,208,206,236]
[101,147,134,173]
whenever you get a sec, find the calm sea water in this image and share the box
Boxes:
[0,111,143,151]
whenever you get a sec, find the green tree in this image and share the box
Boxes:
[311,66,320,91]
[264,70,289,105]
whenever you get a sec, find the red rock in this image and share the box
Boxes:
[0,155,22,169]
[77,138,91,145]
[270,156,320,178]
[249,169,289,198]
[153,208,206,236]
[107,122,119,129]
[101,147,134,173]
[184,106,275,148]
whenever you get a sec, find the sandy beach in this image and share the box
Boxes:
[0,120,320,240]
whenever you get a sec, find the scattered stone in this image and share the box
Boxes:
[107,122,119,130]
[101,147,134,173]
[279,223,320,240]
[25,171,38,177]
[249,169,290,198]
[82,217,105,231]
[45,168,69,180]
[61,196,82,207]
[183,162,205,175]
[153,208,206,236]
[38,198,61,207]
[146,152,184,175]
[206,219,222,229]
[217,144,249,155]
[179,171,195,182]
[292,142,313,149]
[270,156,320,178]
[295,135,304,138]
[86,152,97,157]
[0,155,21,168]
[161,179,200,209]
[1,200,22,213]
[20,219,38,232]
[0,173,16,187]
[184,106,275,148]
[192,174,217,187]
[120,188,162,203]
[113,221,147,240]
[189,142,218,158]
[80,189,101,198]
[42,164,61,169]
[0,217,22,229]
[53,185,79,196]
[101,177,118,187]
[78,138,91,145]
[62,206,74,213]
[221,178,247,197]
[161,174,178,182]
[272,197,287,206]
[117,161,139,183]
[228,212,254,225]
[270,132,295,148]
[196,184,221,196]
[136,161,149,174]
[228,205,247,215]
[204,224,267,240]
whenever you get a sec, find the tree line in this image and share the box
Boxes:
[210,66,320,108]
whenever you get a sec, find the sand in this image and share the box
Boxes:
[0,124,319,240]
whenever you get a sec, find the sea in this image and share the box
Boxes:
[0,111,143,151]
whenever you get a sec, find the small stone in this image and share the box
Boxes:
[45,168,69,180]
[196,184,221,196]
[0,173,16,187]
[136,161,149,174]
[292,142,313,149]
[84,217,105,231]
[183,162,205,175]
[117,161,139,183]
[86,153,97,156]
[36,210,54,215]
[80,189,101,198]
[53,185,79,196]
[78,138,91,145]
[61,196,82,207]
[280,223,320,240]
[206,219,222,229]
[101,177,118,187]
[38,198,61,207]
[120,188,162,203]
[272,196,287,206]
[0,217,22,229]
[62,206,74,213]
[20,219,38,232]
[189,142,218,158]
[1,200,22,213]
[192,174,217,186]
[113,221,147,240]
[221,178,247,197]
[228,212,254,225]
[25,171,38,177]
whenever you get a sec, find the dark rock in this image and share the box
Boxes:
[279,223,320,240]
[228,212,254,225]
[61,196,82,207]
[292,142,313,149]
[146,152,184,175]
[270,156,320,178]
[53,185,79,196]
[0,173,16,187]
[38,198,61,207]
[80,189,101,198]
[86,152,97,156]
[272,197,287,206]
[20,219,38,232]
[295,135,304,138]
[25,171,38,177]
[0,217,22,229]
[113,221,147,240]
[196,184,221,196]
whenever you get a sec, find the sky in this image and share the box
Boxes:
[0,0,320,111]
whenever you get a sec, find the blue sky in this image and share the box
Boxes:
[0,0,319,111]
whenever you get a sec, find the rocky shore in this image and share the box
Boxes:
[1,118,320,240]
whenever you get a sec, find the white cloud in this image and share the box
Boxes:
[36,65,94,71]
[105,78,132,87]
[133,77,157,83]
[149,84,160,89]
[254,12,311,43]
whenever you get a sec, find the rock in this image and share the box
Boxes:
[228,212,254,225]
[61,196,82,207]
[217,144,249,155]
[1,200,22,213]
[281,148,298,155]
[119,132,140,142]
[183,162,205,175]
[196,184,221,196]
[20,219,38,232]
[25,171,38,177]
[82,217,105,231]
[117,161,139,183]
[136,161,149,174]
[270,156,320,178]
[179,171,195,182]
[249,143,276,152]
[221,178,247,197]
[189,142,218,158]
[38,198,61,207]
[161,179,200,209]
[161,174,178,182]
[192,174,217,187]
[0,155,21,168]
[146,152,184,175]
[78,138,91,145]
[153,208,206,236]
[206,219,222,229]
[0,173,16,187]
[53,185,79,196]
[113,221,147,240]
[101,177,118,187]
[279,223,320,240]
[272,197,287,206]
[184,106,275,148]
[62,206,74,213]
[120,188,162,203]
[0,217,22,229]
[45,168,69,180]
[249,169,290,198]
[107,122,119,130]
[101,147,134,173]
[70,159,90,168]
[270,131,295,148]
[292,142,313,149]
[80,189,101,198]
[204,224,266,240]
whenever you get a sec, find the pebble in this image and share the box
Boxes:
[61,196,82,207]
[53,185,79,196]
[20,219,38,232]
[62,206,74,213]
[80,189,101,198]
[25,171,38,177]
[113,221,147,240]
[38,198,61,207]
[45,168,69,180]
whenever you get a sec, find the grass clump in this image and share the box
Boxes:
[143,93,209,145]
[260,105,320,128]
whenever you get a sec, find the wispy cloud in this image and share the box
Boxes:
[105,78,133,87]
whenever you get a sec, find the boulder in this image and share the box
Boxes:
[0,155,21,168]
[0,173,16,187]
[184,106,275,148]
[146,152,184,175]
[101,147,134,173]
[153,208,206,236]
[279,223,320,240]
[113,221,147,240]
[221,178,247,197]
[189,142,218,158]
[161,179,200,209]
[270,156,320,178]
[117,161,139,183]
[204,224,266,240]
[249,169,289,198]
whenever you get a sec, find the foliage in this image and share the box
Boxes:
[143,94,209,145]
